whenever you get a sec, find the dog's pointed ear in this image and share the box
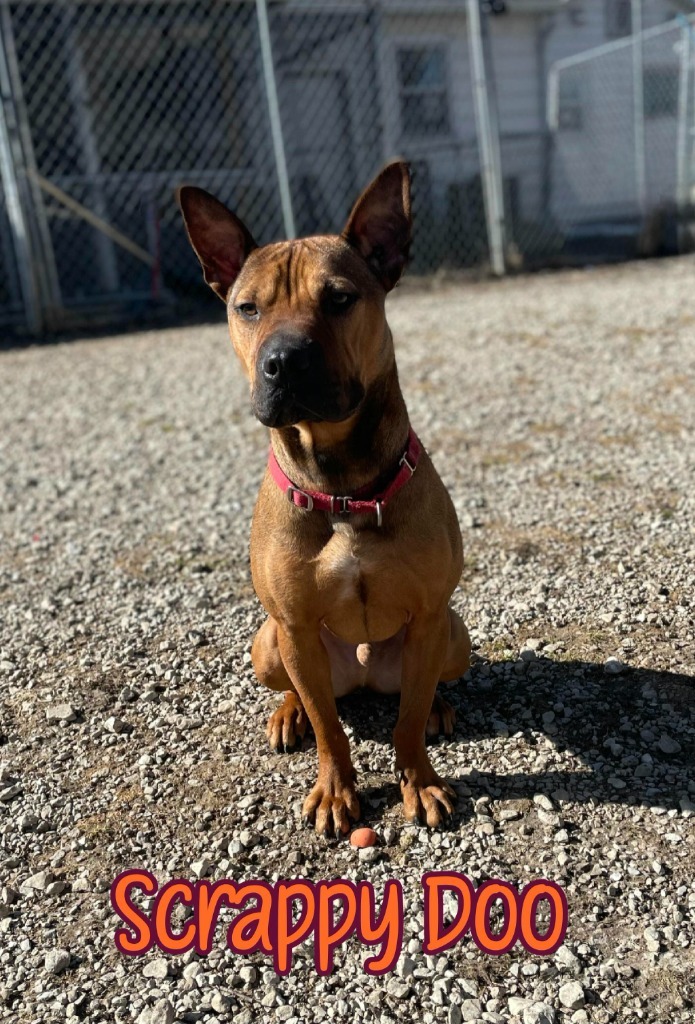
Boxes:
[342,161,411,291]
[177,186,257,301]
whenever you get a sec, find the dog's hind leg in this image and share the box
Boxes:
[252,617,309,753]
[426,693,456,738]
[439,607,471,682]
[424,608,471,739]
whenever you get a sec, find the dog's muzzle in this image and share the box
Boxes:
[252,331,361,428]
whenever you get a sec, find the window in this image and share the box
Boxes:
[643,66,679,119]
[605,0,632,39]
[558,77,583,131]
[397,46,450,138]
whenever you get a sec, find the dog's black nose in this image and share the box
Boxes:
[260,335,314,385]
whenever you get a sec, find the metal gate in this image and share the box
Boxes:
[0,0,497,335]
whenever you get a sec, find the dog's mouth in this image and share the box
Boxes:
[253,379,365,429]
[294,391,364,424]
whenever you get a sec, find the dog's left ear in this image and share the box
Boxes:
[342,161,411,292]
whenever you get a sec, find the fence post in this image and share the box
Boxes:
[0,21,42,333]
[61,4,120,294]
[676,22,692,251]
[256,0,295,240]
[631,0,647,215]
[467,0,505,275]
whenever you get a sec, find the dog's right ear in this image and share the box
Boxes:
[177,187,257,302]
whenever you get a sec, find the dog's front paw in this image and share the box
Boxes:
[266,691,308,753]
[302,775,360,839]
[399,767,456,828]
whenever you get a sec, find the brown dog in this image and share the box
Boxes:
[178,162,471,837]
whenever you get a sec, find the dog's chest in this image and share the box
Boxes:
[317,524,406,644]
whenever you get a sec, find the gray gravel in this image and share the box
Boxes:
[1,257,694,1023]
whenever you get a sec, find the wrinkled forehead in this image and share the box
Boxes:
[229,236,380,304]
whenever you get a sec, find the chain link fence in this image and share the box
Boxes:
[1,2,694,335]
[548,14,695,262]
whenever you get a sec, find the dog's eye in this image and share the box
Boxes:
[235,302,259,320]
[327,290,358,312]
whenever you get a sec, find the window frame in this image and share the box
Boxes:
[605,0,632,41]
[393,38,453,142]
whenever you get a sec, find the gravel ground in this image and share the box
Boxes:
[1,257,694,1024]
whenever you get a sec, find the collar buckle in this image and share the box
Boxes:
[330,495,352,514]
[399,452,416,476]
[286,486,314,511]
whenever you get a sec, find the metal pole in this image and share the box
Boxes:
[0,26,42,334]
[256,0,296,239]
[0,3,62,325]
[675,25,691,252]
[61,6,120,293]
[467,0,505,275]
[631,0,647,215]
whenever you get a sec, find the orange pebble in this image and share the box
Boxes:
[350,827,378,848]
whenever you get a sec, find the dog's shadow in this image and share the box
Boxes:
[324,655,694,827]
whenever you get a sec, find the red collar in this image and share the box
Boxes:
[267,427,422,527]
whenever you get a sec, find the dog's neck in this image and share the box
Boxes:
[269,361,410,497]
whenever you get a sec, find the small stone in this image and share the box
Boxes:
[239,965,259,987]
[0,783,22,802]
[386,978,411,1000]
[509,997,530,1015]
[476,821,495,836]
[533,794,554,811]
[644,927,660,952]
[604,657,626,675]
[46,703,77,723]
[554,829,569,843]
[558,982,584,1010]
[524,1003,556,1024]
[396,956,416,978]
[210,993,231,1013]
[679,797,695,816]
[22,870,54,891]
[104,716,126,734]
[136,1000,175,1024]
[461,1000,483,1021]
[499,808,521,822]
[142,957,169,979]
[658,734,681,755]
[190,858,212,878]
[555,945,580,975]
[45,948,71,974]
[0,886,19,906]
[350,827,378,848]
[359,846,380,863]
[18,813,39,832]
[448,1006,463,1024]
[45,881,67,897]
[608,777,626,790]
